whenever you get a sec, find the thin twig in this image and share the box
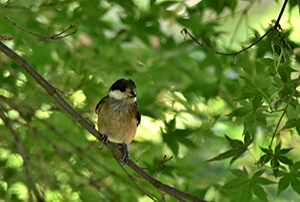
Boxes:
[0,34,13,40]
[51,24,77,37]
[181,26,273,59]
[154,166,166,178]
[33,127,102,191]
[181,0,289,62]
[158,189,167,202]
[118,160,157,202]
[274,0,289,28]
[0,110,45,202]
[56,88,73,96]
[142,155,173,170]
[269,74,300,148]
[0,14,77,41]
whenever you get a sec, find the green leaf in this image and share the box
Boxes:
[274,144,293,166]
[237,182,252,202]
[296,119,300,136]
[252,93,263,110]
[255,111,267,125]
[283,119,298,130]
[207,149,238,162]
[252,169,265,179]
[271,159,280,177]
[278,174,290,196]
[162,118,198,155]
[252,183,268,202]
[173,129,197,148]
[260,147,270,154]
[208,135,252,165]
[228,107,252,117]
[278,156,293,165]
[275,143,281,152]
[290,175,300,195]
[257,154,271,165]
[287,105,300,120]
[166,117,176,133]
[201,0,237,15]
[221,178,249,190]
[251,170,275,201]
[258,144,293,177]
[244,114,255,131]
[244,132,252,146]
[279,148,293,154]
[277,161,300,196]
[225,135,244,148]
[257,177,276,185]
[161,129,179,155]
[257,58,274,67]
[291,161,300,171]
[222,168,272,202]
[230,168,248,178]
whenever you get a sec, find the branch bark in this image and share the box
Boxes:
[0,41,207,202]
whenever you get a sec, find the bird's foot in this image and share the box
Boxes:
[98,134,108,149]
[118,143,130,165]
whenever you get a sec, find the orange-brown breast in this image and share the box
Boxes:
[97,99,138,144]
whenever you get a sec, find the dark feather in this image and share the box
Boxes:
[136,102,141,126]
[95,96,108,114]
[110,78,136,92]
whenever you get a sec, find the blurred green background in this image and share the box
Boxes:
[1,0,300,201]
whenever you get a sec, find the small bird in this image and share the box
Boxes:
[95,78,141,164]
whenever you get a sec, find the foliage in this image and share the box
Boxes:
[0,0,300,201]
[207,133,253,165]
[220,168,275,202]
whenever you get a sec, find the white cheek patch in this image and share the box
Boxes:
[109,90,127,100]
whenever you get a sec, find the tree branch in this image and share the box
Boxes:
[0,0,10,8]
[181,0,289,62]
[0,14,77,41]
[0,41,207,202]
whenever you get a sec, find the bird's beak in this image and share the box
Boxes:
[129,91,136,98]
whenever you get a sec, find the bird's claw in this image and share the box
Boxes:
[118,143,130,165]
[121,151,129,165]
[98,134,108,149]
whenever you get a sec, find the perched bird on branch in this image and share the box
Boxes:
[95,78,141,164]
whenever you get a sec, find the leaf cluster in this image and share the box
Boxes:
[1,0,300,201]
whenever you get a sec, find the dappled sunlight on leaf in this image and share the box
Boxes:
[70,90,86,109]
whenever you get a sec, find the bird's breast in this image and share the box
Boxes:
[97,100,138,144]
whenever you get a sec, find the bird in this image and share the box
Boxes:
[95,78,141,164]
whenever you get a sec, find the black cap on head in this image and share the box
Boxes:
[109,78,136,92]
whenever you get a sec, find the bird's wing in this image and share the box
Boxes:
[136,102,141,126]
[95,95,108,114]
